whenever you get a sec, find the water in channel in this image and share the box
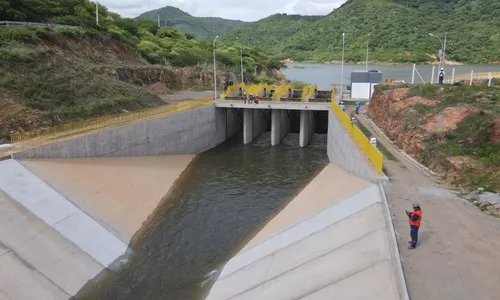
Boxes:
[74,132,329,300]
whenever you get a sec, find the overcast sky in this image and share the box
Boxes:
[98,0,347,21]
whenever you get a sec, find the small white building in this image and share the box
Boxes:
[350,70,383,100]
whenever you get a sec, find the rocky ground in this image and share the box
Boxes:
[354,105,500,300]
[367,82,500,193]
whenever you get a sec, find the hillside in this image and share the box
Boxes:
[0,0,283,144]
[136,6,248,39]
[223,0,500,64]
[221,14,321,52]
[368,81,500,192]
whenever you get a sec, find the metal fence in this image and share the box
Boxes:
[0,21,82,29]
[11,98,213,145]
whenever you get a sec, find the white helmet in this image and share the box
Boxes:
[441,68,444,71]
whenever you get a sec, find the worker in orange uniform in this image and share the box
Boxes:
[406,202,422,249]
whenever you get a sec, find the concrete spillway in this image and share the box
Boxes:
[3,100,405,299]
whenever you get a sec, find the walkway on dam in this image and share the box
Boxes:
[206,164,407,300]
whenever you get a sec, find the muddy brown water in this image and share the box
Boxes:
[74,132,328,300]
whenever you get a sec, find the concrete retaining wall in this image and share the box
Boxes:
[327,110,381,183]
[13,105,241,159]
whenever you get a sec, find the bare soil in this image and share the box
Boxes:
[357,108,500,300]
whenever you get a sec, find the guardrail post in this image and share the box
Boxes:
[488,72,493,87]
[470,70,474,86]
[451,68,455,84]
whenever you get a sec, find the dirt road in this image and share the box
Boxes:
[159,91,216,103]
[355,109,500,300]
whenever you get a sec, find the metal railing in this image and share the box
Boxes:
[331,99,383,174]
[0,21,82,29]
[11,98,212,145]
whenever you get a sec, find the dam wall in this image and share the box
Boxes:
[327,110,383,183]
[13,106,241,159]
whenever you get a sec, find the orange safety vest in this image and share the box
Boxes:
[409,210,422,228]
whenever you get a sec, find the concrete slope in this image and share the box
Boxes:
[0,190,102,299]
[0,159,127,267]
[206,164,407,300]
[19,156,195,243]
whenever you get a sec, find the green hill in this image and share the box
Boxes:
[136,6,248,39]
[220,14,321,53]
[222,0,500,64]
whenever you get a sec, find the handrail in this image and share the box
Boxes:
[331,100,383,173]
[0,21,82,29]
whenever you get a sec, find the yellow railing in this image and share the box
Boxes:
[331,100,383,173]
[222,85,239,99]
[11,97,213,145]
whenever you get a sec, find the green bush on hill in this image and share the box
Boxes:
[0,0,282,71]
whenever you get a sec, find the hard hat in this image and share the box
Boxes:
[412,202,420,208]
[441,68,444,70]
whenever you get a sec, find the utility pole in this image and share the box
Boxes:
[442,32,447,68]
[240,47,244,83]
[96,1,99,26]
[158,14,160,28]
[340,32,345,103]
[213,35,219,100]
[236,38,244,83]
[366,33,370,71]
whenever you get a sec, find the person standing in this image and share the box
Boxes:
[406,202,423,249]
[339,102,346,112]
[355,99,361,114]
[438,68,445,85]
[369,135,377,148]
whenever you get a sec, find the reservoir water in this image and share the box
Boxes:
[282,63,500,89]
[74,132,328,300]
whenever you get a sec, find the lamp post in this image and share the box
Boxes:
[213,35,219,100]
[96,1,99,26]
[366,33,370,71]
[340,32,345,103]
[236,38,244,83]
[429,33,444,70]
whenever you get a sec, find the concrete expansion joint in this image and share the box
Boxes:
[224,227,388,300]
[234,184,378,257]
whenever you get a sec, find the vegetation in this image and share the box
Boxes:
[222,0,500,64]
[0,0,283,143]
[136,6,248,39]
[0,0,281,70]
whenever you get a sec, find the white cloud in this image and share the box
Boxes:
[97,0,347,21]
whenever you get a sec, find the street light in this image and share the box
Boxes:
[366,33,370,71]
[213,35,219,100]
[429,33,444,69]
[340,32,345,103]
[236,38,244,83]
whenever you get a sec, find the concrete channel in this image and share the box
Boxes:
[0,99,407,299]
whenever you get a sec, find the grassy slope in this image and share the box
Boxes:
[222,0,500,63]
[0,27,159,143]
[136,6,248,39]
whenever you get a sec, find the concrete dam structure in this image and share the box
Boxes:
[0,90,407,299]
